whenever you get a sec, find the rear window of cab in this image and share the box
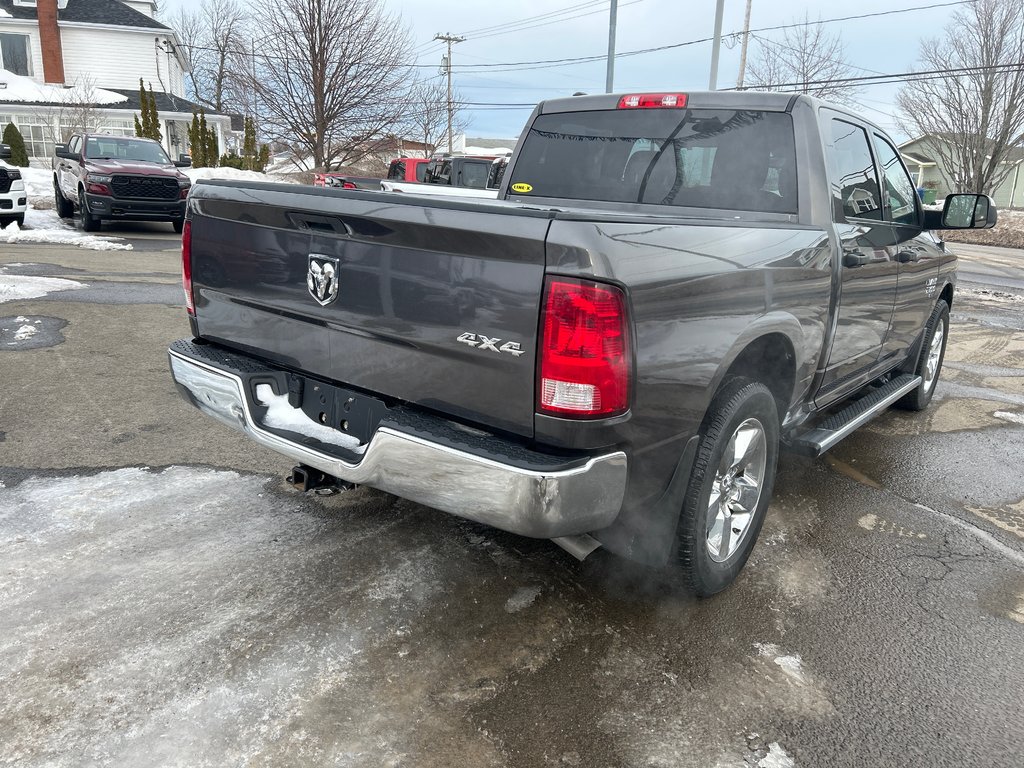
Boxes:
[508,109,797,214]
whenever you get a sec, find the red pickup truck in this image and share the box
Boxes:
[386,157,430,183]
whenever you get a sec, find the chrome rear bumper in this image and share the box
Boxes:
[168,349,627,539]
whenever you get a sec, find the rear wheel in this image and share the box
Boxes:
[676,377,780,596]
[54,181,74,219]
[897,299,949,411]
[78,188,100,232]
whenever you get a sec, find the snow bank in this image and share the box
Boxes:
[185,167,298,184]
[0,68,126,105]
[1,208,132,251]
[19,167,53,202]
[0,268,86,303]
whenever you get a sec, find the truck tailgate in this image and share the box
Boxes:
[187,182,553,437]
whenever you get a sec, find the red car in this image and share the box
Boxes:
[312,172,380,190]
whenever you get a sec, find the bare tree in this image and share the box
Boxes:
[746,16,859,103]
[246,0,413,170]
[897,0,1024,194]
[401,78,468,158]
[172,0,248,112]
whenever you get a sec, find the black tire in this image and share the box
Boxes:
[14,214,24,228]
[896,299,949,411]
[172,218,184,234]
[54,181,74,219]
[677,377,780,596]
[0,216,11,229]
[78,188,100,232]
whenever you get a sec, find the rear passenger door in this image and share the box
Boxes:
[820,115,899,393]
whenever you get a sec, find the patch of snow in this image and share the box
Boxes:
[758,743,795,768]
[0,216,131,250]
[19,167,54,202]
[504,585,542,613]
[12,323,36,340]
[255,383,365,453]
[0,269,86,303]
[994,411,1024,425]
[0,68,126,105]
[464,145,514,156]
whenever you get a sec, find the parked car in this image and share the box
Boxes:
[312,172,380,190]
[0,143,27,228]
[386,157,430,183]
[53,134,191,233]
[424,154,496,188]
[169,91,996,595]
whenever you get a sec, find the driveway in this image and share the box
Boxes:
[1,242,1022,768]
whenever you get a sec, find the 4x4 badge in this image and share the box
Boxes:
[307,254,340,306]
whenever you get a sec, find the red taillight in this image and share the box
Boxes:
[342,181,357,189]
[182,219,194,316]
[618,93,688,109]
[538,278,631,418]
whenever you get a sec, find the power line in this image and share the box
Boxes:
[184,1,975,75]
[726,60,1024,92]
[457,0,609,37]
[467,0,643,43]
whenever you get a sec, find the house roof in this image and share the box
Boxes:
[901,133,1024,164]
[0,88,227,118]
[0,0,169,30]
[901,151,934,165]
[105,88,226,116]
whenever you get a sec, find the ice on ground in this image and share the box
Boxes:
[12,323,36,340]
[1,210,132,251]
[255,383,366,453]
[504,585,542,613]
[754,643,806,684]
[994,411,1024,425]
[759,742,795,767]
[0,269,86,303]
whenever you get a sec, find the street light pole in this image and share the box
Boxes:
[708,0,725,90]
[434,32,465,154]
[605,0,618,93]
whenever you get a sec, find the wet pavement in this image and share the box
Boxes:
[1,242,1023,768]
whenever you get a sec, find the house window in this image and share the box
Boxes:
[0,33,31,77]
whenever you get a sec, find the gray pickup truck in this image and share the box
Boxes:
[169,91,995,595]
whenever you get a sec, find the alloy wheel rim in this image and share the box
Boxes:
[924,320,945,392]
[705,417,767,563]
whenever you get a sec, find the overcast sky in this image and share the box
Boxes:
[162,0,967,141]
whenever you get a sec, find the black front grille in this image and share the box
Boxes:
[0,169,12,194]
[110,175,179,200]
[0,199,12,209]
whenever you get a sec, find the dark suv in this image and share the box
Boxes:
[53,134,192,232]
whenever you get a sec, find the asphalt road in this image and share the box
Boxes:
[1,239,1023,768]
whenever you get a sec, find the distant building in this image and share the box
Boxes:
[454,135,519,155]
[900,135,1024,209]
[0,0,231,162]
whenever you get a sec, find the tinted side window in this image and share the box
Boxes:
[873,135,919,227]
[387,161,404,180]
[827,119,882,221]
[415,162,427,182]
[68,135,82,154]
[460,161,489,188]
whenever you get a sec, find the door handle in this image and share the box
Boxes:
[896,250,919,263]
[842,249,872,268]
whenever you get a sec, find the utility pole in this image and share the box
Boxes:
[435,32,465,154]
[736,0,753,89]
[605,0,618,93]
[708,0,725,90]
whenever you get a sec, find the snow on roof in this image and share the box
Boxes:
[0,69,127,105]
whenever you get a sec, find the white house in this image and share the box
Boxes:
[0,0,230,162]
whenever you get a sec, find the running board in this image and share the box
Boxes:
[790,374,921,457]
